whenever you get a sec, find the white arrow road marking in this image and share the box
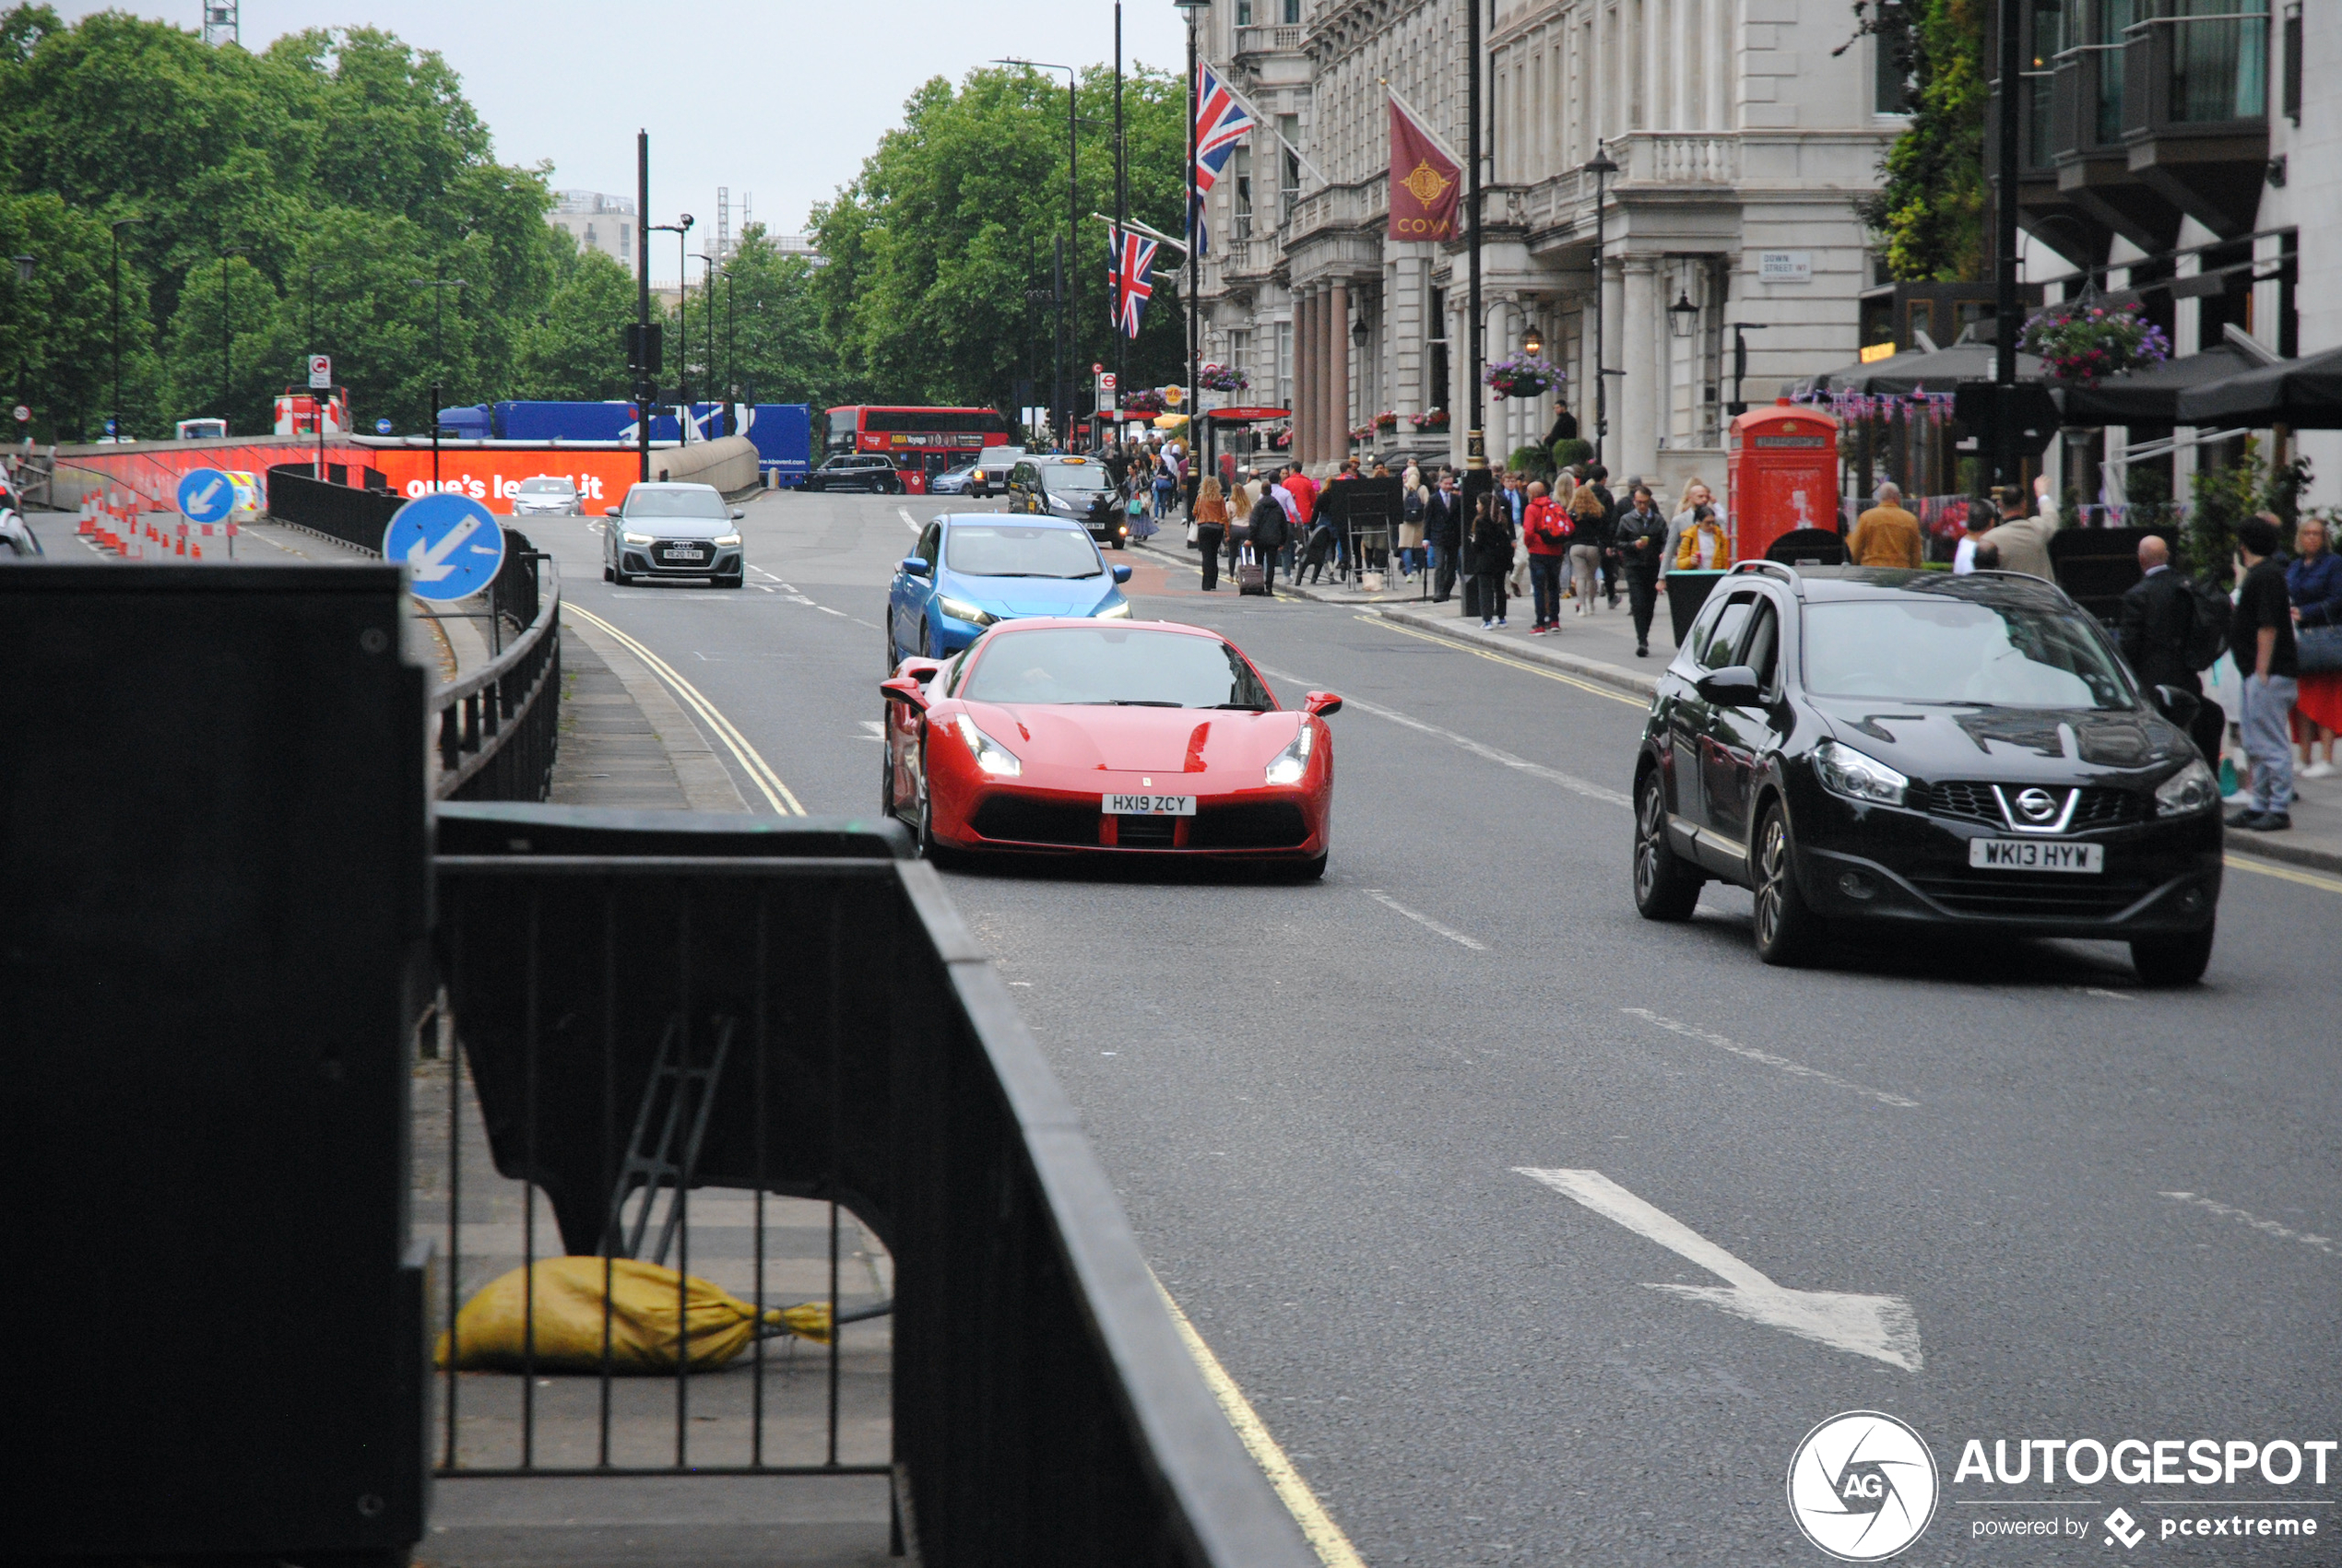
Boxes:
[1516,1168,1924,1371]
[187,478,223,513]
[1364,889,1488,950]
[897,507,921,533]
[405,514,481,582]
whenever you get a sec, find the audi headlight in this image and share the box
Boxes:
[713,532,741,547]
[1814,739,1908,807]
[1095,600,1132,619]
[621,530,656,546]
[1264,723,1314,786]
[936,595,998,628]
[2155,757,2219,817]
[952,713,1023,776]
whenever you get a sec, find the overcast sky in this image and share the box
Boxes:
[68,2,1190,284]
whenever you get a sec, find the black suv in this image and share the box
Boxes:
[1631,563,2224,983]
[803,454,901,494]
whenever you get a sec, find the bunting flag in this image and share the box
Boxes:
[1108,227,1158,338]
[1386,87,1462,243]
[1191,63,1258,256]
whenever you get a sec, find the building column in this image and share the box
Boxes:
[1295,289,1317,468]
[1622,256,1659,487]
[1329,279,1351,467]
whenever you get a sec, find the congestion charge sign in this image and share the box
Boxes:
[384,491,505,602]
[176,467,236,525]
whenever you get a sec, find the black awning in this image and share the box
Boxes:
[1794,342,2046,398]
[2175,344,2342,430]
[2054,341,2268,424]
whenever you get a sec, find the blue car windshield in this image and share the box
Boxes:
[962,628,1273,710]
[945,525,1104,579]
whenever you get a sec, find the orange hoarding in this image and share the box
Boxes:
[363,448,653,515]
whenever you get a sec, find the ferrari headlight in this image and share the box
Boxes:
[621,530,656,546]
[1095,600,1132,619]
[1264,723,1313,786]
[936,595,998,628]
[1813,739,1908,807]
[952,713,1023,776]
[713,532,741,547]
[2155,757,2219,817]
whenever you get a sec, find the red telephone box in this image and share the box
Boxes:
[1727,399,1840,562]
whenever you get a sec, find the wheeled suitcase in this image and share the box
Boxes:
[1236,544,1270,595]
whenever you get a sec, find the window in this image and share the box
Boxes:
[1695,593,1756,670]
[1278,115,1301,221]
[962,628,1273,710]
[1802,595,2135,710]
[1282,0,1299,23]
[1236,0,1251,21]
[917,523,942,567]
[619,224,630,261]
[945,524,1105,579]
[1875,23,1913,113]
[1232,147,1254,239]
[1739,600,1780,691]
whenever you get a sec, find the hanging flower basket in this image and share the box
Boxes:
[2019,302,2171,386]
[1411,407,1449,431]
[1483,354,1563,401]
[1199,363,1248,393]
[1120,389,1165,417]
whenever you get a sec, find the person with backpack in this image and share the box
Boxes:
[1398,465,1428,578]
[2119,533,2226,765]
[1521,479,1572,631]
[1244,472,1293,594]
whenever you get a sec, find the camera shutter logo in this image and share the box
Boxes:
[1787,1411,1939,1561]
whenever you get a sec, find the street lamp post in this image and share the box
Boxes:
[1581,142,1618,469]
[688,253,717,442]
[219,246,245,434]
[995,59,1078,448]
[636,130,653,483]
[1177,0,1210,507]
[1465,0,1484,487]
[405,276,470,486]
[109,217,145,442]
[651,217,694,414]
[12,253,32,434]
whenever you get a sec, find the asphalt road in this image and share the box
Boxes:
[537,487,2339,1566]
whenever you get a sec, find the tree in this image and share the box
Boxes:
[515,242,635,402]
[162,252,298,432]
[717,226,848,409]
[1848,0,1988,282]
[810,63,1190,413]
[0,189,163,441]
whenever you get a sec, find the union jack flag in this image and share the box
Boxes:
[1191,64,1257,255]
[1108,227,1157,338]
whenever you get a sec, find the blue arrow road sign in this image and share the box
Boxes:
[375,418,393,435]
[383,492,505,602]
[176,467,235,524]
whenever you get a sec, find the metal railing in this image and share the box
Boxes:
[433,536,558,802]
[429,807,1319,1567]
[267,461,404,553]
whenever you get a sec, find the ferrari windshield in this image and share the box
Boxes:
[961,627,1273,709]
[1803,599,2135,710]
[945,525,1103,579]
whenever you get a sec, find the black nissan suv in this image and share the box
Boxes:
[1630,563,2224,984]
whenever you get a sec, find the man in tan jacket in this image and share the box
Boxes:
[1979,484,2057,580]
[1847,482,1925,568]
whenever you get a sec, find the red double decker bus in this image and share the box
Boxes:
[824,405,1012,493]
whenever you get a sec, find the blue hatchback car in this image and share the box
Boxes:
[888,513,1134,665]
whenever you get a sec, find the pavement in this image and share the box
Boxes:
[514,489,2341,1566]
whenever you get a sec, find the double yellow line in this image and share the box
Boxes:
[562,602,806,815]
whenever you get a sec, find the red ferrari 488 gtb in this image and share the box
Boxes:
[880,619,1342,876]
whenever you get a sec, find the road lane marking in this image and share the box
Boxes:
[1364,889,1489,949]
[1516,1168,1924,1371]
[2222,854,2342,895]
[1151,1272,1368,1568]
[2160,1191,2336,1255]
[896,507,921,533]
[562,603,806,815]
[1363,615,1648,707]
[1621,1008,1921,1107]
[1252,664,1630,808]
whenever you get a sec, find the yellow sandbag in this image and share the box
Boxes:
[434,1256,833,1373]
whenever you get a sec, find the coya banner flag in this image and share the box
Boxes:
[1191,64,1258,255]
[1108,226,1158,338]
[1387,87,1461,243]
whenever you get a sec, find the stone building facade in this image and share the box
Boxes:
[1193,0,1902,499]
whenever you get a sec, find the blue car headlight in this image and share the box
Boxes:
[1095,599,1131,619]
[936,594,998,628]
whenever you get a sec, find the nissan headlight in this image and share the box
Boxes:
[1264,723,1314,786]
[1095,600,1132,619]
[1813,739,1907,807]
[713,532,741,547]
[952,713,1023,776]
[2155,757,2219,817]
[621,530,656,546]
[936,595,998,628]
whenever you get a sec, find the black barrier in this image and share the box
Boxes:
[268,461,405,552]
[432,805,1319,1568]
[432,538,560,802]
[3,564,432,1560]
